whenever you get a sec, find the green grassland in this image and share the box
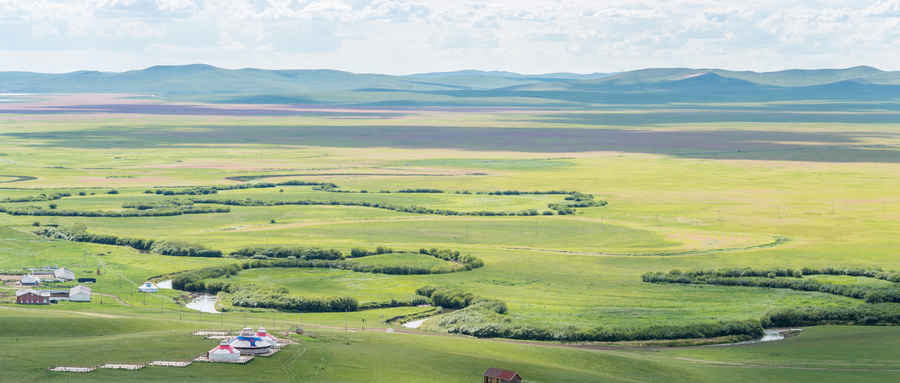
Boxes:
[1,96,899,381]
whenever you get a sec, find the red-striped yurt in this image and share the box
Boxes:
[255,327,278,347]
[229,327,271,355]
[208,339,240,362]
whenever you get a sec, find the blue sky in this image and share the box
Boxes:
[1,0,898,74]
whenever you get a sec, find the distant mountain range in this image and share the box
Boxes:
[1,64,898,105]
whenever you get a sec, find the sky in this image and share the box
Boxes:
[1,0,899,75]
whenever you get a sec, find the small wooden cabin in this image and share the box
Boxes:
[483,368,522,383]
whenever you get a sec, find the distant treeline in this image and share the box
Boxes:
[643,266,900,282]
[169,246,481,293]
[188,193,602,216]
[415,285,762,342]
[169,263,425,312]
[171,268,358,312]
[122,199,194,210]
[644,266,900,329]
[189,197,517,216]
[230,288,359,313]
[0,204,229,217]
[237,254,475,276]
[398,188,444,193]
[230,246,344,260]
[0,192,71,203]
[642,267,900,304]
[148,181,333,196]
[37,225,223,257]
[764,303,900,327]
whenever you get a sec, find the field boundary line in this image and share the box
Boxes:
[501,236,791,257]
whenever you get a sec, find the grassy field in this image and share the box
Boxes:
[1,94,899,381]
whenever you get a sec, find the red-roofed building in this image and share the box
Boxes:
[483,368,522,383]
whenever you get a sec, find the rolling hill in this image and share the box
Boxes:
[1,64,898,105]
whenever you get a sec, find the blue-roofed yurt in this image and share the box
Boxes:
[229,328,271,355]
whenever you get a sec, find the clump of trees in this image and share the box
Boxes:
[418,248,484,270]
[415,286,503,311]
[171,264,242,291]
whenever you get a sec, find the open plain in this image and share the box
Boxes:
[1,86,899,381]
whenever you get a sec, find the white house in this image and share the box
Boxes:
[20,274,40,286]
[69,285,92,302]
[138,282,158,293]
[54,267,76,281]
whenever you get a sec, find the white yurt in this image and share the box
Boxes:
[208,339,241,362]
[255,327,278,347]
[229,327,271,355]
[138,282,158,293]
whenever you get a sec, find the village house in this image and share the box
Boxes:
[53,267,76,281]
[69,285,92,302]
[20,274,40,286]
[483,368,523,383]
[16,289,50,305]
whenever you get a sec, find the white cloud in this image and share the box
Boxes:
[362,0,429,20]
[865,0,900,16]
[0,0,898,73]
